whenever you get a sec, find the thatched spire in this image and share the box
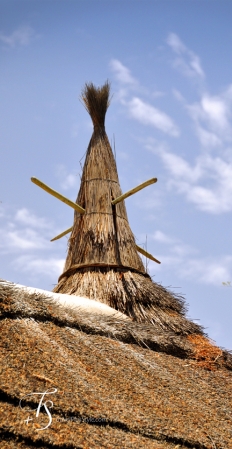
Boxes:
[58,81,145,275]
[53,82,203,337]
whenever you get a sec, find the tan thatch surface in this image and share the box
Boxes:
[1,279,232,449]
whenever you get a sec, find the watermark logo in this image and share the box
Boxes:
[19,388,57,431]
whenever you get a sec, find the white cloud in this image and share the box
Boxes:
[56,165,78,190]
[0,26,36,48]
[188,88,232,146]
[145,138,169,155]
[172,89,185,103]
[175,156,232,214]
[201,96,228,127]
[62,174,77,190]
[159,151,202,183]
[127,97,179,137]
[167,32,205,79]
[0,206,66,285]
[167,33,186,54]
[110,59,179,138]
[1,228,48,251]
[147,138,232,213]
[0,208,55,252]
[110,59,138,86]
[152,230,174,244]
[13,255,65,278]
[196,126,222,148]
[171,243,197,258]
[179,256,232,286]
[160,253,232,286]
[152,231,197,257]
[15,208,51,229]
[149,231,232,287]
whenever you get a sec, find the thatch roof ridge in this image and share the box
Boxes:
[1,279,232,448]
[0,279,193,358]
[1,279,231,366]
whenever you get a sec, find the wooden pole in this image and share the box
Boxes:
[50,226,73,242]
[31,177,85,214]
[136,244,161,264]
[112,178,157,205]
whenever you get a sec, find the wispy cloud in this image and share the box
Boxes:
[55,165,79,190]
[167,32,205,79]
[127,97,179,137]
[146,75,232,214]
[152,230,197,257]
[152,230,174,244]
[187,86,232,146]
[0,206,65,285]
[179,256,232,286]
[158,151,203,183]
[13,255,64,278]
[110,59,179,137]
[0,26,36,48]
[0,208,54,252]
[159,254,232,286]
[146,140,232,213]
[148,229,232,286]
[196,127,222,148]
[4,228,48,251]
[15,208,52,229]
[110,59,138,86]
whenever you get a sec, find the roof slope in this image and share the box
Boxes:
[1,279,232,449]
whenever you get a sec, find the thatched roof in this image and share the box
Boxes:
[2,81,231,448]
[1,279,232,448]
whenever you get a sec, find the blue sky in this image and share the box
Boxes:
[1,0,232,350]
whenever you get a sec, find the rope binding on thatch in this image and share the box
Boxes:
[58,263,152,282]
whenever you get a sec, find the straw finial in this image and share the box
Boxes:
[81,81,111,128]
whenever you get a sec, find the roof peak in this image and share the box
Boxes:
[81,81,111,128]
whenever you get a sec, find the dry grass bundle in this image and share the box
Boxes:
[81,81,111,128]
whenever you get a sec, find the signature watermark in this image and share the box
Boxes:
[19,388,57,431]
[19,389,107,430]
[56,416,107,423]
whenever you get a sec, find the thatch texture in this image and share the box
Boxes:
[1,279,232,449]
